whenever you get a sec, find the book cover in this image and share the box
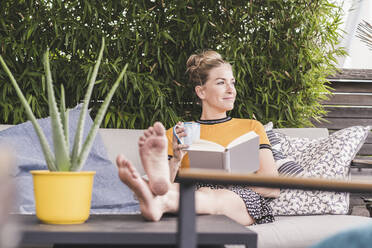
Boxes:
[186,131,260,173]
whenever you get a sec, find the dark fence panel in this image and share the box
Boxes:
[314,80,372,156]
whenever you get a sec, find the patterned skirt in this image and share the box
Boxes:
[196,183,274,224]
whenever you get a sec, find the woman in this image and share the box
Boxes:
[116,50,279,225]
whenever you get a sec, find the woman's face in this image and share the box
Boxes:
[196,63,236,114]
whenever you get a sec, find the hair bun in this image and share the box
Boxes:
[186,50,226,86]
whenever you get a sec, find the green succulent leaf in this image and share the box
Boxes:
[71,37,105,168]
[43,49,71,171]
[60,85,69,152]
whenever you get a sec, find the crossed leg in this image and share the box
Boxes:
[116,122,255,225]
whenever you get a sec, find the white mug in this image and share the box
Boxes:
[173,122,200,146]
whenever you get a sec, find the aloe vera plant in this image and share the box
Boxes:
[0,38,127,171]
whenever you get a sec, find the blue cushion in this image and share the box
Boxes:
[311,224,372,248]
[0,105,139,214]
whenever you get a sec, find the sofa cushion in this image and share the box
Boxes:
[0,105,139,214]
[99,128,145,175]
[249,215,372,248]
[268,126,370,215]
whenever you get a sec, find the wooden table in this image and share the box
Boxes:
[18,214,257,247]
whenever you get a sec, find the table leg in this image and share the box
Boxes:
[177,182,196,248]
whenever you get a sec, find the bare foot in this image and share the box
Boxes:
[138,122,170,195]
[116,155,164,221]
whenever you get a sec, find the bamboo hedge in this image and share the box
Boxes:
[0,0,345,129]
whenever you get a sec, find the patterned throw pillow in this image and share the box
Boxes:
[269,125,370,215]
[264,122,304,176]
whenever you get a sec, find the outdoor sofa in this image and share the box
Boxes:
[99,125,372,248]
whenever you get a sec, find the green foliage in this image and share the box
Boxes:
[0,0,345,128]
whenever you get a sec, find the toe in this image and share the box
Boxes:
[138,136,145,146]
[153,122,165,136]
[144,130,151,137]
[148,127,155,134]
[116,154,125,168]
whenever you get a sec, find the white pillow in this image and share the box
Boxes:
[268,125,370,215]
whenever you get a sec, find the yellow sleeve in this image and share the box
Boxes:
[253,120,271,146]
[165,127,174,157]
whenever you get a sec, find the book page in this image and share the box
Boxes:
[227,131,258,149]
[187,139,225,152]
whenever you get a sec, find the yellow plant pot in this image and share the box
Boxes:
[30,170,95,224]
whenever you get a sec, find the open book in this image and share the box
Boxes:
[186,131,260,173]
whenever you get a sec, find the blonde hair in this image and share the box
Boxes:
[186,50,229,86]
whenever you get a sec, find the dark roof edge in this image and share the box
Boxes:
[327,68,372,80]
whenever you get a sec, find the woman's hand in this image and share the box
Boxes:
[172,122,189,163]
